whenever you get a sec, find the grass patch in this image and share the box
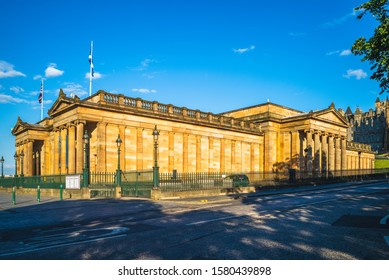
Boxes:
[375,159,389,169]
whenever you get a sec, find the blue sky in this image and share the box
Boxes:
[0,0,380,174]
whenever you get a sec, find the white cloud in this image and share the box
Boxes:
[340,49,352,56]
[324,10,358,27]
[62,82,88,97]
[85,72,103,79]
[134,58,157,71]
[343,69,368,80]
[326,50,341,56]
[289,32,306,37]
[233,45,255,54]
[33,75,43,80]
[45,63,64,78]
[326,49,352,56]
[10,86,25,94]
[131,88,157,94]
[0,93,33,104]
[0,61,26,78]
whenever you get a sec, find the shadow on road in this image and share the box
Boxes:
[1,187,389,260]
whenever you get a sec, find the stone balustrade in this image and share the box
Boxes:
[96,90,262,134]
[347,141,373,152]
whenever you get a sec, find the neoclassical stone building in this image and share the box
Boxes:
[12,90,375,177]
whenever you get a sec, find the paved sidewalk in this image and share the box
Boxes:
[0,192,173,232]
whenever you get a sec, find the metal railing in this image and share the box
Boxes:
[1,168,388,197]
[0,174,78,189]
[159,172,234,192]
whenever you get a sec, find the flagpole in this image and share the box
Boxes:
[89,41,93,97]
[41,79,44,120]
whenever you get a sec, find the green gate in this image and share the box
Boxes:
[121,170,153,198]
[89,172,116,198]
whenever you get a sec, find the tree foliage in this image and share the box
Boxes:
[352,0,389,94]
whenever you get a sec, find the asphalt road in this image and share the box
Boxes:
[1,180,389,259]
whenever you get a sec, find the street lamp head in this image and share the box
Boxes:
[0,156,4,163]
[83,130,89,144]
[116,134,122,149]
[152,125,159,142]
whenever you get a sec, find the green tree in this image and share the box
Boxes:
[352,0,389,94]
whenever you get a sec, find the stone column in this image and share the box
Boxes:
[328,135,335,174]
[306,130,313,174]
[68,124,76,174]
[335,137,341,172]
[321,133,328,174]
[291,131,299,168]
[299,131,305,171]
[60,127,68,174]
[76,121,85,174]
[341,137,347,171]
[26,140,34,176]
[314,131,321,173]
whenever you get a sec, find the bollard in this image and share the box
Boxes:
[60,184,63,201]
[37,185,41,203]
[12,186,16,205]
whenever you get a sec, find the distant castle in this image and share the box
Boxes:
[342,97,389,154]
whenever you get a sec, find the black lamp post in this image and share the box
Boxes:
[83,130,89,187]
[20,151,24,177]
[14,152,18,177]
[0,156,4,178]
[152,125,160,188]
[116,134,122,186]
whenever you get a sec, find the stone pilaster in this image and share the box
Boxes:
[168,132,174,171]
[96,122,107,173]
[183,133,188,172]
[220,138,225,172]
[196,135,201,172]
[136,128,143,170]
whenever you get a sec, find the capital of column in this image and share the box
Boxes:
[75,120,87,126]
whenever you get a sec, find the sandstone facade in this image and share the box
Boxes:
[12,90,375,177]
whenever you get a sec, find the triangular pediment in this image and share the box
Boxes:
[47,89,76,117]
[12,117,51,136]
[312,109,348,127]
[11,117,27,135]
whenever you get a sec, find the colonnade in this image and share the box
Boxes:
[299,129,347,174]
[51,121,86,175]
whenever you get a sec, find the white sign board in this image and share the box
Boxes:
[66,175,81,189]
